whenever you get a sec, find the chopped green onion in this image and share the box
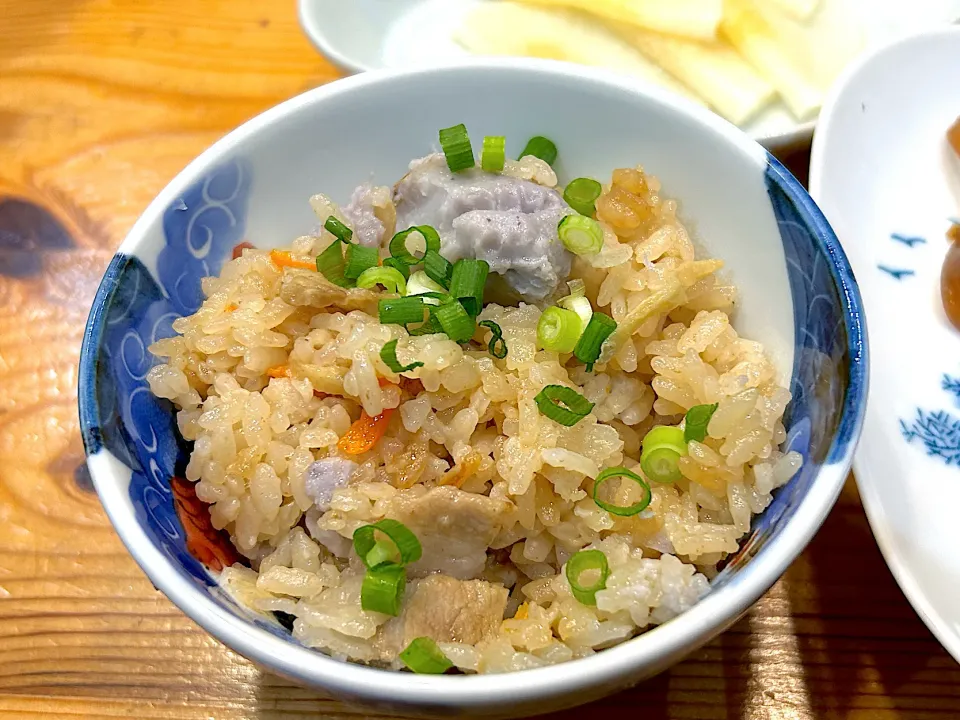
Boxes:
[561,295,593,330]
[439,124,474,172]
[434,299,475,343]
[592,466,652,516]
[383,257,411,280]
[478,320,507,359]
[364,540,399,569]
[558,215,604,256]
[574,312,617,371]
[315,239,353,288]
[684,403,719,443]
[537,306,583,354]
[423,250,452,289]
[357,266,407,295]
[379,296,426,326]
[565,549,609,605]
[535,385,594,427]
[380,339,424,374]
[344,243,380,280]
[640,425,688,484]
[360,564,405,616]
[324,216,353,243]
[449,258,489,316]
[353,518,423,569]
[399,637,454,674]
[406,270,447,302]
[407,312,443,337]
[519,136,558,165]
[566,278,586,298]
[390,226,441,266]
[481,136,506,173]
[563,178,603,217]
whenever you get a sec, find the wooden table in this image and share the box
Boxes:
[1,2,957,718]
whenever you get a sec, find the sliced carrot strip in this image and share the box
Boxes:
[225,303,238,312]
[266,365,291,379]
[270,249,317,271]
[338,409,394,455]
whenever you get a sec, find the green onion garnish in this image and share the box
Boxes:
[324,216,353,243]
[383,257,411,280]
[573,312,617,371]
[592,466,652,516]
[380,339,424,374]
[537,306,583,354]
[344,243,380,280]
[558,215,604,256]
[481,136,506,173]
[684,403,719,443]
[564,549,610,605]
[379,296,426,326]
[353,518,423,569]
[407,312,444,337]
[423,250,452,289]
[561,295,593,330]
[389,226,442,266]
[534,385,594,427]
[399,637,454,674]
[406,270,447,301]
[434,299,475,343]
[360,564,405,616]
[640,425,688,484]
[364,540,399,569]
[449,258,489,316]
[519,135,558,165]
[356,266,407,295]
[439,124,474,172]
[563,178,603,217]
[478,320,507,359]
[316,239,353,288]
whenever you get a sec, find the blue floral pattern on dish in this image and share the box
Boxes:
[901,372,960,466]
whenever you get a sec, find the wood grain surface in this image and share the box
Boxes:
[0,2,956,718]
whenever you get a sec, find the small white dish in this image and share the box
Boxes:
[810,27,960,663]
[298,0,960,151]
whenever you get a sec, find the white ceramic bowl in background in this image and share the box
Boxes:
[79,60,866,716]
[810,27,960,664]
[297,0,960,152]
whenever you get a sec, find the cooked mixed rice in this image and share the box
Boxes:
[147,131,801,674]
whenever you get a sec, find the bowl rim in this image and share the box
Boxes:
[81,58,867,710]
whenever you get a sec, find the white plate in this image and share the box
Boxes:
[810,27,960,662]
[298,0,960,150]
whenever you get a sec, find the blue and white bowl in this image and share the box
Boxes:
[79,60,867,717]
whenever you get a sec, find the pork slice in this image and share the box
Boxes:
[389,486,513,580]
[379,574,508,651]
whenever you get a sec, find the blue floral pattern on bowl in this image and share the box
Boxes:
[78,154,866,643]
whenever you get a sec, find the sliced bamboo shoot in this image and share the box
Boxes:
[455,3,705,105]
[721,0,822,120]
[512,0,724,42]
[618,29,775,125]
